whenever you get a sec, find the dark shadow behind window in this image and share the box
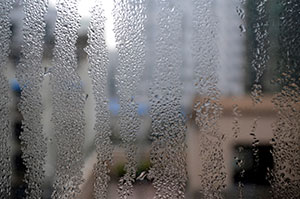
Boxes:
[233,144,273,185]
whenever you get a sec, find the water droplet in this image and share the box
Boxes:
[239,24,246,33]
[136,171,147,181]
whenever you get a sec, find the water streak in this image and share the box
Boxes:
[15,0,48,198]
[148,0,187,198]
[0,0,14,197]
[250,0,269,104]
[247,1,269,195]
[112,0,147,197]
[51,0,85,198]
[192,0,226,198]
[270,1,300,198]
[232,103,244,198]
[232,1,247,194]
[85,1,113,198]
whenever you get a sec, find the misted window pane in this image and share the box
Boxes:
[0,0,299,198]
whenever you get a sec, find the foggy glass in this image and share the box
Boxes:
[0,0,299,198]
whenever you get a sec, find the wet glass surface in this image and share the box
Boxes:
[0,0,299,198]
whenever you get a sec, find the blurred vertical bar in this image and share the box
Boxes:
[15,0,48,197]
[0,0,14,197]
[216,0,246,96]
[51,0,86,198]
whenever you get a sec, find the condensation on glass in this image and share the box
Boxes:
[0,0,299,198]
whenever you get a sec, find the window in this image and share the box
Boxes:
[0,0,299,198]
